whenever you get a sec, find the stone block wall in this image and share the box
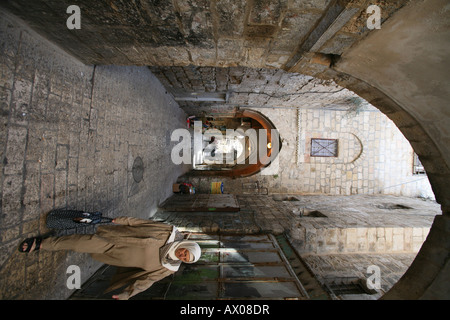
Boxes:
[154,194,439,255]
[257,194,439,297]
[302,252,419,297]
[0,12,188,299]
[0,0,409,70]
[261,106,434,198]
[154,193,440,297]
[180,105,434,199]
[150,66,367,114]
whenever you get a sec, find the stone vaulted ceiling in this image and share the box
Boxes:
[0,0,409,114]
[149,65,377,116]
[1,0,408,71]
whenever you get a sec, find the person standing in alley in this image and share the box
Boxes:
[19,216,201,300]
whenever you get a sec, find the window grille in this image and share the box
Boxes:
[311,138,338,157]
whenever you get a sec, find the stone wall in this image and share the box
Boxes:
[258,194,438,298]
[154,194,439,253]
[0,12,188,299]
[0,0,409,69]
[154,193,440,297]
[302,252,418,298]
[181,105,434,199]
[149,66,372,114]
[280,194,436,254]
[151,64,434,200]
[264,106,434,198]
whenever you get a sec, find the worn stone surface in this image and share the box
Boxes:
[154,193,439,253]
[153,193,440,298]
[0,0,448,300]
[302,252,418,297]
[150,65,370,115]
[0,12,188,299]
[0,0,409,69]
[180,103,435,199]
[279,194,437,254]
[331,0,450,216]
[382,214,450,299]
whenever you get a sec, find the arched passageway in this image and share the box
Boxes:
[188,109,282,178]
[0,0,448,299]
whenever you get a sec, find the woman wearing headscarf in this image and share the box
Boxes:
[18,216,201,300]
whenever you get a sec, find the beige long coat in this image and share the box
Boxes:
[95,216,177,299]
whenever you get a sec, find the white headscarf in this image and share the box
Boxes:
[160,227,201,271]
[171,241,202,263]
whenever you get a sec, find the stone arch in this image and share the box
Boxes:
[305,1,449,299]
[1,0,447,299]
[189,108,283,178]
[182,1,450,299]
[304,131,364,167]
[163,49,449,298]
[322,74,449,299]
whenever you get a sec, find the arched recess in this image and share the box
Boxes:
[189,109,282,178]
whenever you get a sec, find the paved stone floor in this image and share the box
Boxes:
[0,13,188,299]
